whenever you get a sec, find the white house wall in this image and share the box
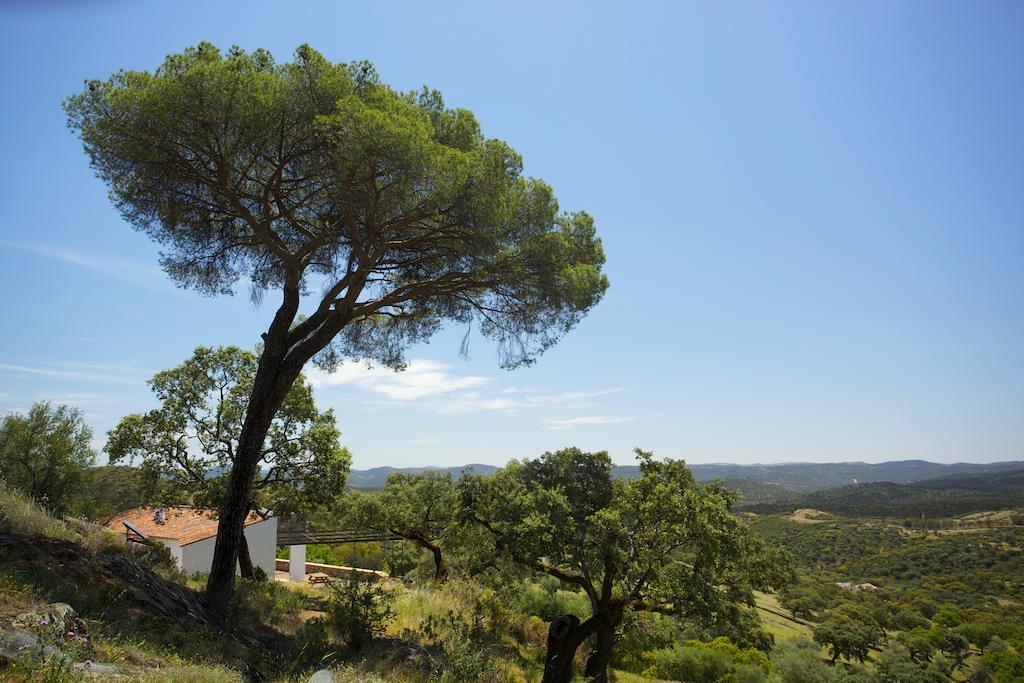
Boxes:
[243,517,278,577]
[178,517,278,578]
[181,535,216,577]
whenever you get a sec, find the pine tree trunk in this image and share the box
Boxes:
[238,529,255,579]
[206,356,294,604]
[204,282,313,606]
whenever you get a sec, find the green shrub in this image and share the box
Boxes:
[286,617,336,675]
[326,578,396,650]
[875,644,951,683]
[229,577,306,629]
[767,638,835,683]
[613,610,681,672]
[644,637,771,683]
[980,637,1024,681]
[511,583,590,621]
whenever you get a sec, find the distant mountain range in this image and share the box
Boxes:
[346,464,501,488]
[346,459,1024,491]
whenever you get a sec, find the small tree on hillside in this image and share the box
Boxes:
[106,345,350,575]
[65,43,608,601]
[460,447,791,683]
[341,471,457,584]
[813,607,883,665]
[0,402,95,514]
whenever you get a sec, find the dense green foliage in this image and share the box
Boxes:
[461,447,791,680]
[0,401,95,514]
[339,471,458,583]
[63,43,608,371]
[325,578,397,650]
[105,345,351,517]
[74,465,150,521]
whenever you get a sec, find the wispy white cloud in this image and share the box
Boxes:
[308,359,623,416]
[501,386,540,395]
[544,413,661,430]
[437,387,623,415]
[0,362,144,385]
[306,359,489,401]
[521,388,623,407]
[435,393,522,415]
[4,242,177,294]
[49,392,104,404]
[408,437,445,445]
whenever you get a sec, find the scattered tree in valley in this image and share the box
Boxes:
[813,606,884,665]
[65,43,608,601]
[460,447,791,683]
[0,401,95,514]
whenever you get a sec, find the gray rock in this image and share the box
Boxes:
[14,603,79,634]
[76,661,121,677]
[0,628,59,664]
[308,670,335,683]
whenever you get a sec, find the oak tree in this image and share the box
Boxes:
[105,345,350,575]
[341,471,457,584]
[65,43,608,600]
[460,448,791,683]
[0,402,95,514]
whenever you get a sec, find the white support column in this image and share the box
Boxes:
[289,544,306,582]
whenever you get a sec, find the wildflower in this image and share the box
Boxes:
[74,663,85,670]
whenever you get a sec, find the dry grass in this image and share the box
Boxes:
[124,665,242,682]
[0,483,125,553]
[753,591,814,643]
[787,508,832,524]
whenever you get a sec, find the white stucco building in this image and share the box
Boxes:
[106,506,278,578]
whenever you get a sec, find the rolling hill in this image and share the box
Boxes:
[746,468,1024,517]
[345,459,1024,491]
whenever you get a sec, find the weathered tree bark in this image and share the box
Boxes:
[207,393,294,601]
[430,545,447,585]
[542,614,600,683]
[583,620,617,682]
[237,530,255,580]
[206,285,306,605]
[411,534,447,585]
[207,346,299,603]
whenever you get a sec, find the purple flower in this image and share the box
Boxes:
[74,663,85,670]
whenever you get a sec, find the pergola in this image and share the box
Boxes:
[276,527,403,582]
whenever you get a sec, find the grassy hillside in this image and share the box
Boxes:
[747,469,1024,517]
[0,484,809,682]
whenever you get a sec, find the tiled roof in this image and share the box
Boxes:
[105,507,264,546]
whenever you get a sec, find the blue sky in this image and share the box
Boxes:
[0,1,1021,468]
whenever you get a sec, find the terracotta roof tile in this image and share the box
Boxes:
[105,507,263,546]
